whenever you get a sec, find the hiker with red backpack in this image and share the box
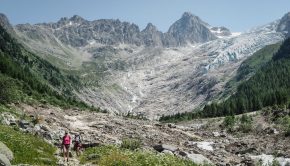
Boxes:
[62,131,71,162]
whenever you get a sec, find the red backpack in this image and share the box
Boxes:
[63,135,71,145]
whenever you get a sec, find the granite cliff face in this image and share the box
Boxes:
[166,12,217,46]
[2,12,290,118]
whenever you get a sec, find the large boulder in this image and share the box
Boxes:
[0,154,11,166]
[0,142,13,161]
[187,153,212,164]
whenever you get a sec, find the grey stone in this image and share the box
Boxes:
[0,142,13,161]
[162,150,174,155]
[212,131,220,137]
[0,154,11,166]
[167,123,176,128]
[40,125,50,132]
[179,151,188,157]
[9,120,16,126]
[187,153,212,164]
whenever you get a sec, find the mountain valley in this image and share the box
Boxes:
[1,9,290,166]
[8,12,289,119]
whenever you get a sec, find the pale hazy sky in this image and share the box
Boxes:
[1,0,290,32]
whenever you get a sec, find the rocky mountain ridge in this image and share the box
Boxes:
[15,12,218,47]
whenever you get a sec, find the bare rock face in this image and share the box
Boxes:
[277,12,290,37]
[15,12,218,48]
[141,23,163,47]
[166,12,217,46]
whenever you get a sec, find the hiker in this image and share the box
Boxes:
[62,131,71,162]
[73,133,82,156]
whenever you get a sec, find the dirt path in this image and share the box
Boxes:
[56,148,81,166]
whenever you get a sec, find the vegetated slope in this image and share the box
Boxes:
[0,24,92,109]
[202,37,290,117]
[221,42,281,99]
[0,124,57,165]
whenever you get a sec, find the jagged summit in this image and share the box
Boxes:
[181,12,195,19]
[143,23,158,32]
[69,15,86,23]
[181,12,201,22]
[181,12,210,27]
[13,12,224,47]
[141,22,163,47]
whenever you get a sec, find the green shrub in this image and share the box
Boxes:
[275,115,290,136]
[121,138,141,150]
[0,76,16,104]
[239,114,253,133]
[223,116,236,131]
[240,114,252,124]
[99,150,131,166]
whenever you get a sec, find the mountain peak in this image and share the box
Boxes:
[144,23,158,31]
[167,12,216,45]
[182,12,195,18]
[69,15,85,23]
[181,12,202,22]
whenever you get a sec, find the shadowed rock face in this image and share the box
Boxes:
[277,12,290,37]
[0,13,14,35]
